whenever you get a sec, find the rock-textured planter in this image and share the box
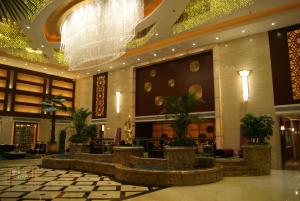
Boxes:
[113,146,144,167]
[165,146,197,170]
[242,144,271,175]
[47,143,58,154]
[69,143,90,154]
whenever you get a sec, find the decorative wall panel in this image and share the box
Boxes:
[135,51,214,116]
[92,72,108,119]
[269,24,300,105]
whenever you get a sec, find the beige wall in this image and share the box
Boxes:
[214,32,282,169]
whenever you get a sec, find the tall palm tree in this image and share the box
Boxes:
[0,0,38,22]
[41,95,68,143]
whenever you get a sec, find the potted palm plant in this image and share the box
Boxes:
[68,108,97,154]
[41,95,69,154]
[240,113,274,175]
[162,92,203,170]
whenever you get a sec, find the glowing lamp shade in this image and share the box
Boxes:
[116,92,121,113]
[280,125,285,131]
[239,70,251,102]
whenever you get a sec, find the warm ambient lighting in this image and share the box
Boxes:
[116,91,121,113]
[239,70,250,102]
[25,47,43,54]
[291,127,295,132]
[61,0,144,70]
[280,125,285,131]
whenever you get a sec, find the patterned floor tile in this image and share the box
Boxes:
[29,176,56,182]
[23,191,61,199]
[0,191,25,198]
[53,199,86,201]
[64,185,94,192]
[62,192,85,198]
[88,191,121,199]
[5,185,41,191]
[60,174,82,178]
[57,177,75,181]
[24,181,45,185]
[97,186,116,191]
[125,191,144,197]
[121,185,149,192]
[76,181,94,185]
[0,180,25,185]
[44,181,74,186]
[40,186,64,191]
[76,177,100,182]
[96,181,121,186]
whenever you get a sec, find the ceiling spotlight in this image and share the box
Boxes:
[2,58,6,61]
[77,75,80,78]
[97,69,101,72]
[171,48,175,52]
[26,26,30,30]
[109,66,113,69]
[225,44,228,47]
[153,53,157,57]
[192,43,196,46]
[122,62,126,65]
[41,45,45,48]
[86,72,90,75]
[25,63,28,66]
[199,48,204,51]
[137,58,140,61]
[215,37,219,40]
[61,71,64,74]
[43,67,47,70]
[155,33,159,36]
[271,22,276,26]
[242,30,246,33]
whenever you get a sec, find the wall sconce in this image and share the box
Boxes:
[291,127,295,132]
[239,70,251,102]
[280,125,285,131]
[115,91,121,113]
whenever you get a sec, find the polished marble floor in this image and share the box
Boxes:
[0,159,299,201]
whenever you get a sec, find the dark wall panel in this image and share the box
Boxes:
[269,24,300,105]
[135,51,214,116]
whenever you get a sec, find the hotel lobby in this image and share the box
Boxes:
[0,0,300,200]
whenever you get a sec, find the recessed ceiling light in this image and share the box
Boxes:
[122,62,126,65]
[155,33,159,36]
[86,72,90,75]
[26,26,30,30]
[41,45,45,48]
[97,69,101,72]
[271,22,276,26]
[225,44,228,47]
[61,71,64,74]
[43,67,47,70]
[77,75,80,78]
[109,66,112,69]
[2,58,6,61]
[192,43,196,46]
[215,37,219,40]
[153,53,157,57]
[242,30,246,33]
[137,58,140,61]
[25,63,28,66]
[171,48,175,52]
[200,48,204,51]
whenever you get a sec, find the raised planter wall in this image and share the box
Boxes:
[112,146,144,166]
[165,146,197,170]
[69,143,90,154]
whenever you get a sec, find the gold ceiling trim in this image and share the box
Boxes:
[27,0,54,22]
[173,0,255,34]
[122,1,300,58]
[44,0,161,42]
[127,24,157,49]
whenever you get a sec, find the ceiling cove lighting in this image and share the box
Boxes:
[61,0,144,70]
[116,91,121,113]
[239,70,251,102]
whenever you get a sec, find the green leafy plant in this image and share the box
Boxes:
[162,92,203,146]
[40,95,69,144]
[68,108,97,143]
[241,113,274,145]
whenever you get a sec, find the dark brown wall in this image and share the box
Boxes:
[135,51,214,116]
[269,24,300,105]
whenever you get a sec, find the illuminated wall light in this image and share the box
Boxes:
[239,70,251,102]
[101,125,105,132]
[153,53,157,57]
[116,91,121,113]
[280,125,285,131]
[291,127,295,132]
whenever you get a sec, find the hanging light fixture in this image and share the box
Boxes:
[60,0,144,70]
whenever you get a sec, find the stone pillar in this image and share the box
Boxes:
[112,146,144,166]
[242,145,271,175]
[165,146,197,170]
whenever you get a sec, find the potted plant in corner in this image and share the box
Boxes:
[41,95,69,154]
[162,92,203,170]
[240,113,274,175]
[68,108,97,154]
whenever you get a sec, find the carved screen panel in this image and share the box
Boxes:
[93,73,108,118]
[287,29,300,100]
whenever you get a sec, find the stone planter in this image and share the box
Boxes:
[47,143,58,154]
[165,146,197,170]
[113,146,144,167]
[242,144,271,175]
[69,143,90,154]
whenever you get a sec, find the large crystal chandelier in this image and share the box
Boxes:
[60,0,144,70]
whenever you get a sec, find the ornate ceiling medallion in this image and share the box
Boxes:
[168,79,175,87]
[150,69,157,77]
[155,96,164,106]
[188,84,203,99]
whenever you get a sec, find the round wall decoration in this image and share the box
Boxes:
[188,84,203,99]
[144,82,152,92]
[168,79,175,87]
[189,61,200,72]
[154,96,164,106]
[150,69,157,77]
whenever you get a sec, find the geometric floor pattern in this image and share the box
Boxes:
[0,166,164,201]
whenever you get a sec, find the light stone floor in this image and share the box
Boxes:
[0,159,300,201]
